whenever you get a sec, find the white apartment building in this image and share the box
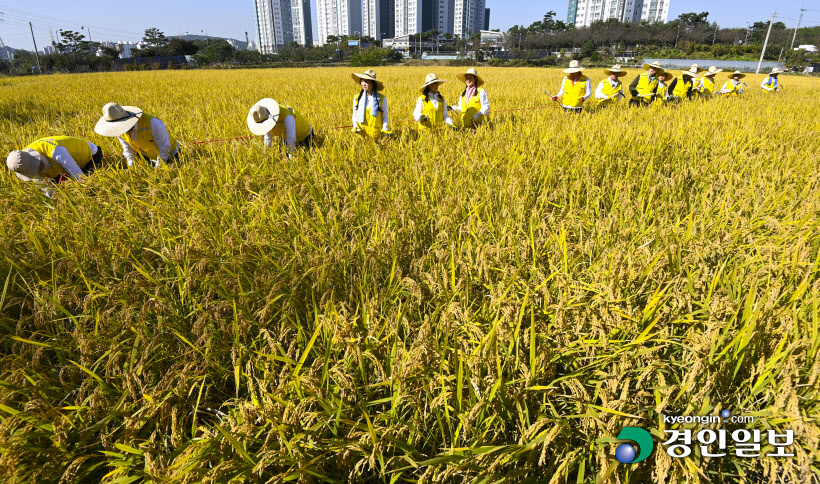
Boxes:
[568,0,669,27]
[363,0,395,40]
[255,0,294,53]
[394,0,422,37]
[453,0,485,38]
[317,0,363,45]
[291,0,313,46]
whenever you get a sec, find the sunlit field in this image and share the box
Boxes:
[1,67,819,483]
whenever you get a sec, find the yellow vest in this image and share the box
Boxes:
[458,87,487,127]
[671,75,692,99]
[121,114,179,159]
[699,77,715,95]
[598,80,623,106]
[761,76,778,92]
[635,74,659,103]
[417,94,446,130]
[655,82,668,106]
[25,136,92,179]
[722,80,742,97]
[352,92,385,139]
[270,103,313,142]
[561,75,589,108]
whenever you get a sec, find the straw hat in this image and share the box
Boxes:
[642,61,664,73]
[419,73,447,93]
[94,103,143,137]
[689,63,706,73]
[6,149,47,181]
[770,67,783,75]
[563,60,584,74]
[704,66,722,77]
[603,64,627,77]
[728,70,746,79]
[681,69,698,78]
[246,98,281,136]
[456,67,485,87]
[351,69,384,91]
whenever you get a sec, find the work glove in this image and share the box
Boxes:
[381,130,394,138]
[472,114,480,121]
[551,96,558,101]
[418,115,429,122]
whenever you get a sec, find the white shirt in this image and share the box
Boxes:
[595,78,624,100]
[352,91,389,130]
[21,141,98,181]
[263,115,299,151]
[555,76,592,107]
[117,117,178,167]
[413,92,453,125]
[456,87,491,119]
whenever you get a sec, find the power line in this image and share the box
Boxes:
[0,4,143,38]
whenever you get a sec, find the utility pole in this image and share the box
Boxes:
[712,23,719,46]
[790,9,804,50]
[756,11,776,74]
[81,26,92,42]
[29,22,41,73]
[0,36,11,72]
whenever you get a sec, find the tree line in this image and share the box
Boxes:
[2,14,818,75]
[503,11,819,67]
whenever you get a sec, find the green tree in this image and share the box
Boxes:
[164,38,199,56]
[197,41,235,64]
[676,12,709,27]
[56,30,94,53]
[143,28,169,46]
[98,45,119,58]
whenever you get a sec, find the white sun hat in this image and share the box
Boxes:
[563,60,584,74]
[246,98,281,136]
[6,148,47,181]
[456,67,485,87]
[94,103,143,137]
[351,69,385,91]
[419,73,448,93]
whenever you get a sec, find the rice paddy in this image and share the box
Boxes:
[0,67,819,483]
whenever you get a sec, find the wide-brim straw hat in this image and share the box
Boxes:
[603,64,627,76]
[682,69,698,78]
[689,64,706,73]
[728,70,746,79]
[704,66,722,77]
[351,69,384,91]
[563,60,584,74]
[419,73,447,92]
[94,103,143,136]
[642,61,664,73]
[456,67,484,87]
[6,148,46,181]
[770,67,783,75]
[247,98,281,136]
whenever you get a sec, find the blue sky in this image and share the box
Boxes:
[1,0,817,51]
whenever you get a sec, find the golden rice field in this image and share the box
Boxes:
[1,66,819,483]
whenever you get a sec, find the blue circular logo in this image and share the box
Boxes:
[615,443,637,464]
[721,409,731,418]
